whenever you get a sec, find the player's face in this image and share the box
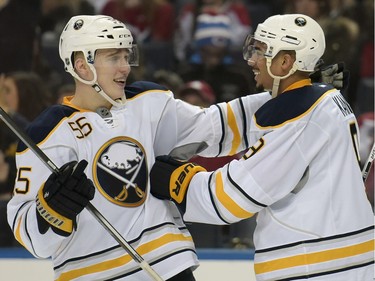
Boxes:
[246,41,273,91]
[94,48,131,101]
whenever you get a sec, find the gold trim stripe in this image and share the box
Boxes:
[56,233,193,281]
[255,239,375,274]
[227,103,241,155]
[15,215,26,248]
[215,172,253,219]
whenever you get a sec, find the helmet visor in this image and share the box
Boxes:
[93,45,139,68]
[242,35,267,61]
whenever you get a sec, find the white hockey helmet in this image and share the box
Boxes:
[243,14,325,72]
[59,15,138,106]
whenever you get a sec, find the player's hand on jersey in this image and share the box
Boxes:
[150,155,206,213]
[310,60,350,91]
[36,160,95,236]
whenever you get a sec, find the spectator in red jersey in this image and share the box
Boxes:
[101,0,174,43]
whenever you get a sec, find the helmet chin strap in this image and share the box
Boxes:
[266,58,298,98]
[91,83,126,108]
[71,63,126,108]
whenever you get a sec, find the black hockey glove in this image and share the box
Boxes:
[36,160,95,236]
[310,60,350,91]
[150,155,206,213]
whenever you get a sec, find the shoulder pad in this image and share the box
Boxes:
[255,84,334,128]
[125,81,169,98]
[17,105,78,152]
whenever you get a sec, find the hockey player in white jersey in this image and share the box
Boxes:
[6,14,274,281]
[6,14,351,281]
[150,14,375,280]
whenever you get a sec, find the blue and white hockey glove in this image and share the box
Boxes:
[150,155,206,213]
[36,160,95,236]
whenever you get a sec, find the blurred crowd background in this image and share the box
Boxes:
[0,0,373,249]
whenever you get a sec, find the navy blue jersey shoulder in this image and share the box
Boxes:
[17,105,78,152]
[255,83,334,127]
[125,81,168,98]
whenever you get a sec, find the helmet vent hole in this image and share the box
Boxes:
[267,32,276,39]
[286,35,297,40]
[107,35,114,39]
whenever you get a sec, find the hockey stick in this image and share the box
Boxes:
[0,107,164,281]
[362,142,375,183]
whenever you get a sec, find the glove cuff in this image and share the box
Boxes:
[169,163,206,203]
[36,186,74,234]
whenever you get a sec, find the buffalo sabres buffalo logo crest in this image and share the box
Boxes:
[294,17,307,27]
[93,137,148,207]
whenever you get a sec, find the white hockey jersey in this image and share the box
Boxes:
[7,81,270,281]
[183,79,375,280]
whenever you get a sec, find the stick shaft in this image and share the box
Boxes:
[0,108,58,173]
[0,107,163,281]
[85,203,163,280]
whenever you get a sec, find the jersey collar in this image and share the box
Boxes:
[282,78,312,93]
[62,96,91,112]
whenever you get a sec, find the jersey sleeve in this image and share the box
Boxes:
[154,92,271,160]
[7,111,79,258]
[182,117,328,224]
